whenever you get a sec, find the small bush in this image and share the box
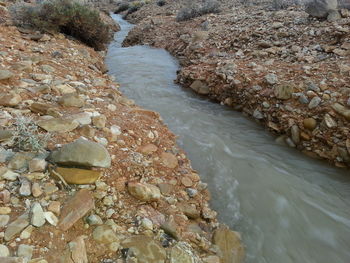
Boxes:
[11,116,50,152]
[176,0,220,22]
[114,2,130,13]
[123,1,144,18]
[200,0,220,14]
[176,7,199,21]
[10,0,111,50]
[156,0,166,6]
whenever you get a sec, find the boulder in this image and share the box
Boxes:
[50,138,111,168]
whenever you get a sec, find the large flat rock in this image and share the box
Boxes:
[58,189,94,231]
[50,138,111,168]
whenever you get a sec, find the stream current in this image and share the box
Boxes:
[106,14,350,263]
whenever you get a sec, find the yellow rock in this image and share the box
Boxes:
[51,167,102,185]
[213,225,244,263]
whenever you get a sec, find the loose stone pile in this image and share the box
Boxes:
[0,2,243,262]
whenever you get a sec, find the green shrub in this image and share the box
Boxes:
[10,0,111,50]
[176,0,220,22]
[122,1,144,18]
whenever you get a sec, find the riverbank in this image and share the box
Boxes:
[0,2,243,262]
[121,1,350,168]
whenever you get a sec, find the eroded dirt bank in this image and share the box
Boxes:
[122,1,350,168]
[0,2,243,262]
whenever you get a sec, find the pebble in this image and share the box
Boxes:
[306,81,320,92]
[303,118,317,130]
[181,177,193,187]
[48,201,61,216]
[0,190,11,204]
[128,182,161,202]
[308,96,321,109]
[324,114,337,128]
[264,73,278,85]
[253,109,264,119]
[86,214,103,225]
[17,244,33,260]
[32,182,43,197]
[92,114,107,129]
[262,101,270,108]
[28,158,47,172]
[44,211,58,226]
[0,214,10,227]
[0,244,10,257]
[291,125,300,144]
[0,69,14,80]
[298,94,309,104]
[0,206,11,214]
[141,218,153,230]
[19,179,31,197]
[0,169,19,181]
[31,202,46,227]
[20,225,34,239]
[92,225,119,244]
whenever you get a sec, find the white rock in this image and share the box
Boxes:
[17,244,33,260]
[0,244,10,257]
[44,211,58,226]
[0,169,19,181]
[31,202,45,227]
[141,218,153,230]
[20,225,34,239]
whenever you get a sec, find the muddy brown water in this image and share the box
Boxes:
[106,14,350,263]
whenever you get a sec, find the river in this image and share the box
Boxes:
[106,14,350,263]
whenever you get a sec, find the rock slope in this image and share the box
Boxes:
[0,2,243,263]
[123,1,350,168]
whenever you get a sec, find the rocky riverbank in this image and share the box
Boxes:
[122,0,350,168]
[0,2,243,262]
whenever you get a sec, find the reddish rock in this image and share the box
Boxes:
[160,152,178,169]
[58,189,94,231]
[0,94,21,107]
[139,143,158,154]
